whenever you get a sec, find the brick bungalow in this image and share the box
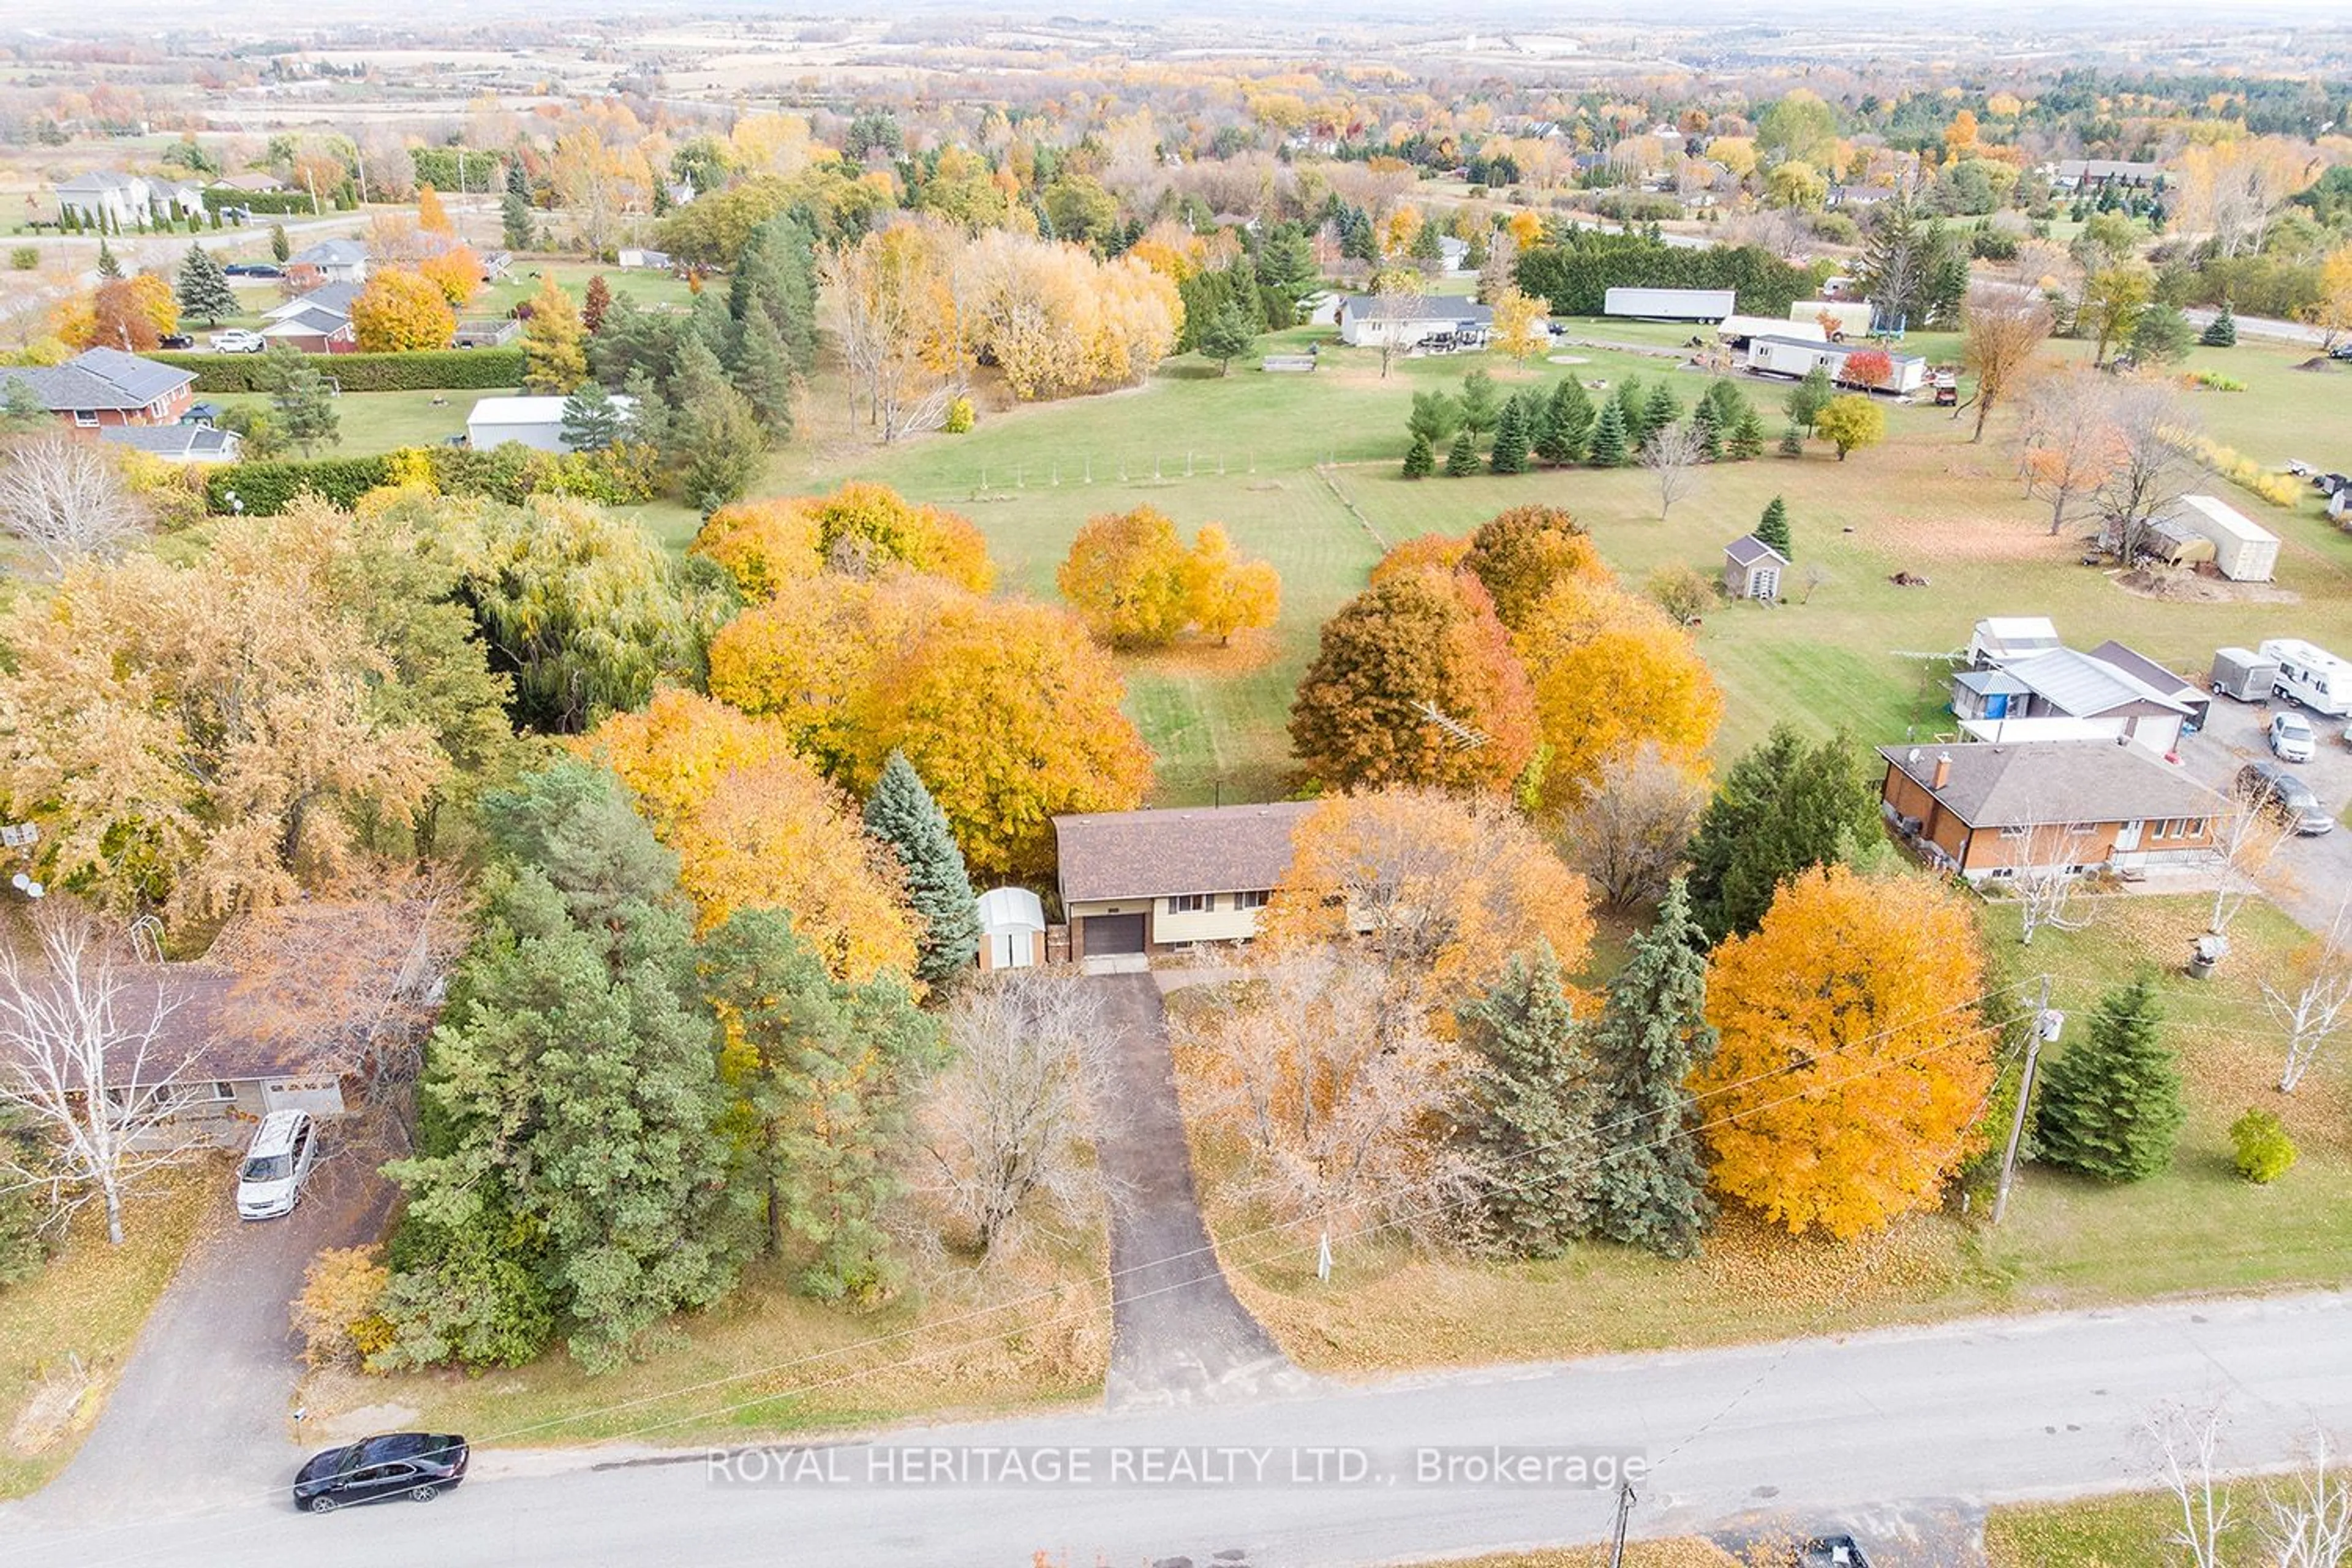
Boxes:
[1052,802,1313,963]
[1877,740,2226,880]
[3,347,195,432]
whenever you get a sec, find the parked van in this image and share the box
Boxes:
[236,1110,318,1220]
[2261,638,2352,719]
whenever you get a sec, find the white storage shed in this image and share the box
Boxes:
[2169,494,2280,582]
[975,887,1047,972]
[1604,286,1736,321]
[466,394,636,454]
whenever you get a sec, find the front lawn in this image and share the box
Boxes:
[1185,894,2351,1379]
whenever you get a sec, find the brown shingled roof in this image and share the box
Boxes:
[1876,741,2225,829]
[1053,802,1314,904]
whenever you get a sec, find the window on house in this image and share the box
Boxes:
[1167,894,1212,914]
[1999,824,2030,840]
[1235,889,1271,911]
[73,410,99,428]
[2066,822,2095,835]
[207,1081,236,1102]
[2187,818,2209,837]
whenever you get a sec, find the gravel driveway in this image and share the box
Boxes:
[2179,688,2352,933]
[24,1121,396,1524]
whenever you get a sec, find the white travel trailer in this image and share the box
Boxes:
[2262,638,2352,718]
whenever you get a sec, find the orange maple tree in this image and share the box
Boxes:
[350,270,456,352]
[417,245,481,308]
[692,498,826,602]
[1693,865,1994,1240]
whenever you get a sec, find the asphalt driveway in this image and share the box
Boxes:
[25,1121,396,1524]
[1090,973,1311,1409]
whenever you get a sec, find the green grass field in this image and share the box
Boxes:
[208,386,473,452]
[770,321,2351,803]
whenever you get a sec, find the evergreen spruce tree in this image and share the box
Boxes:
[559,382,624,452]
[268,222,290,263]
[862,750,982,986]
[1702,377,1749,431]
[2035,976,2185,1182]
[174,242,238,326]
[1588,880,1717,1257]
[1444,426,1480,476]
[1777,422,1806,457]
[1458,368,1502,437]
[1728,404,1768,461]
[264,343,339,458]
[1686,724,1883,941]
[96,239,121,280]
[1611,377,1648,444]
[2199,300,2237,347]
[1536,375,1594,464]
[1488,394,1531,474]
[1402,430,1435,478]
[502,190,535,254]
[1690,399,1724,462]
[730,302,798,443]
[1586,397,1630,467]
[1755,496,1793,558]
[1197,296,1259,374]
[1457,944,1599,1256]
[1642,380,1683,440]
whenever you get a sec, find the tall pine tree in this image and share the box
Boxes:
[175,243,238,326]
[729,300,797,443]
[1587,880,1717,1257]
[1586,397,1630,467]
[1727,404,1768,461]
[1755,496,1793,558]
[2035,976,2185,1182]
[863,750,982,985]
[1536,375,1594,465]
[1444,426,1480,476]
[1488,393,1531,474]
[1686,724,1883,941]
[1456,943,1598,1257]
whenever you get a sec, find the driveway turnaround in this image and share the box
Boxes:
[24,1127,396,1525]
[1090,972,1311,1409]
[9,1289,2350,1566]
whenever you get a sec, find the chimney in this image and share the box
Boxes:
[1932,752,1953,790]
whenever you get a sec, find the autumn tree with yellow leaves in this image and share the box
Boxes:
[581,690,921,985]
[352,270,456,352]
[1057,507,1282,650]
[1694,865,1995,1240]
[1515,575,1722,813]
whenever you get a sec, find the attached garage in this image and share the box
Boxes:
[1080,912,1147,957]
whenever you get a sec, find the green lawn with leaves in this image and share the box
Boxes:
[774,323,2349,802]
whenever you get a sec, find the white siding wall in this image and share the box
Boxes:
[467,420,567,453]
[1152,893,1270,945]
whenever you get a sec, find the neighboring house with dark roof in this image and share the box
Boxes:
[98,423,243,463]
[288,239,368,284]
[1336,295,1498,350]
[1722,533,1789,600]
[1052,802,1314,962]
[1877,741,2225,879]
[9,967,351,1150]
[54,170,204,228]
[263,281,362,321]
[260,305,359,353]
[2051,159,2165,192]
[211,172,288,195]
[2,347,196,432]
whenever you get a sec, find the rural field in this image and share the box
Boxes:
[760,320,2352,804]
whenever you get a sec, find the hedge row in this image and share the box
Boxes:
[1514,233,1817,320]
[149,348,525,394]
[200,188,343,216]
[203,441,659,516]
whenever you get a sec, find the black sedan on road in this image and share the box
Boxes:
[293,1432,468,1513]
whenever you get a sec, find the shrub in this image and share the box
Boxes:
[1648,562,1716,624]
[292,1246,394,1368]
[147,347,524,394]
[7,246,36,271]
[2169,431,2301,507]
[2189,371,2246,393]
[205,454,393,514]
[2230,1108,2297,1184]
[944,395,974,433]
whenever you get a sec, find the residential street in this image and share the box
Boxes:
[6,1290,2348,1568]
[23,1128,396,1526]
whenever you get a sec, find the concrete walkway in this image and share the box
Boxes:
[1088,973,1311,1410]
[26,1124,396,1524]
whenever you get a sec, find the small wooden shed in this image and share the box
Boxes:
[1722,533,1790,601]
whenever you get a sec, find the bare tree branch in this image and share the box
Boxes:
[1638,420,1705,522]
[2267,898,2352,1094]
[0,433,153,576]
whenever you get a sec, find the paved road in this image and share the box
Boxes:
[1091,973,1309,1409]
[2180,306,2331,350]
[7,1290,2350,1568]
[24,1128,395,1525]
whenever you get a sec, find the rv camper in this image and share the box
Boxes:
[2261,638,2352,718]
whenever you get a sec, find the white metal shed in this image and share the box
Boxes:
[1604,286,1736,320]
[2171,494,2280,582]
[975,887,1047,971]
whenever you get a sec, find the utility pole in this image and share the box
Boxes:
[1992,976,2059,1225]
[1607,1479,1635,1568]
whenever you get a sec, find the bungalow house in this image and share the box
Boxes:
[1949,645,2196,755]
[616,247,673,271]
[53,171,204,229]
[13,968,350,1152]
[2051,159,2165,193]
[1746,334,1928,394]
[1052,802,1314,965]
[260,304,358,354]
[98,423,243,463]
[2,348,196,432]
[1876,741,2225,881]
[288,239,368,285]
[1336,295,1496,351]
[263,281,361,321]
[466,393,636,453]
[1722,533,1789,600]
[211,172,288,195]
[974,887,1047,973]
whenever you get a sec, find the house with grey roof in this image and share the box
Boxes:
[287,239,368,284]
[262,281,362,322]
[1877,741,2225,880]
[2,348,197,432]
[1336,295,1498,352]
[1950,645,2196,755]
[1052,802,1314,967]
[260,305,358,354]
[1722,533,1789,600]
[99,423,243,463]
[53,170,204,230]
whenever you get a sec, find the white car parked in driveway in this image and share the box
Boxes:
[2271,710,2316,763]
[236,1109,318,1219]
[211,328,265,353]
